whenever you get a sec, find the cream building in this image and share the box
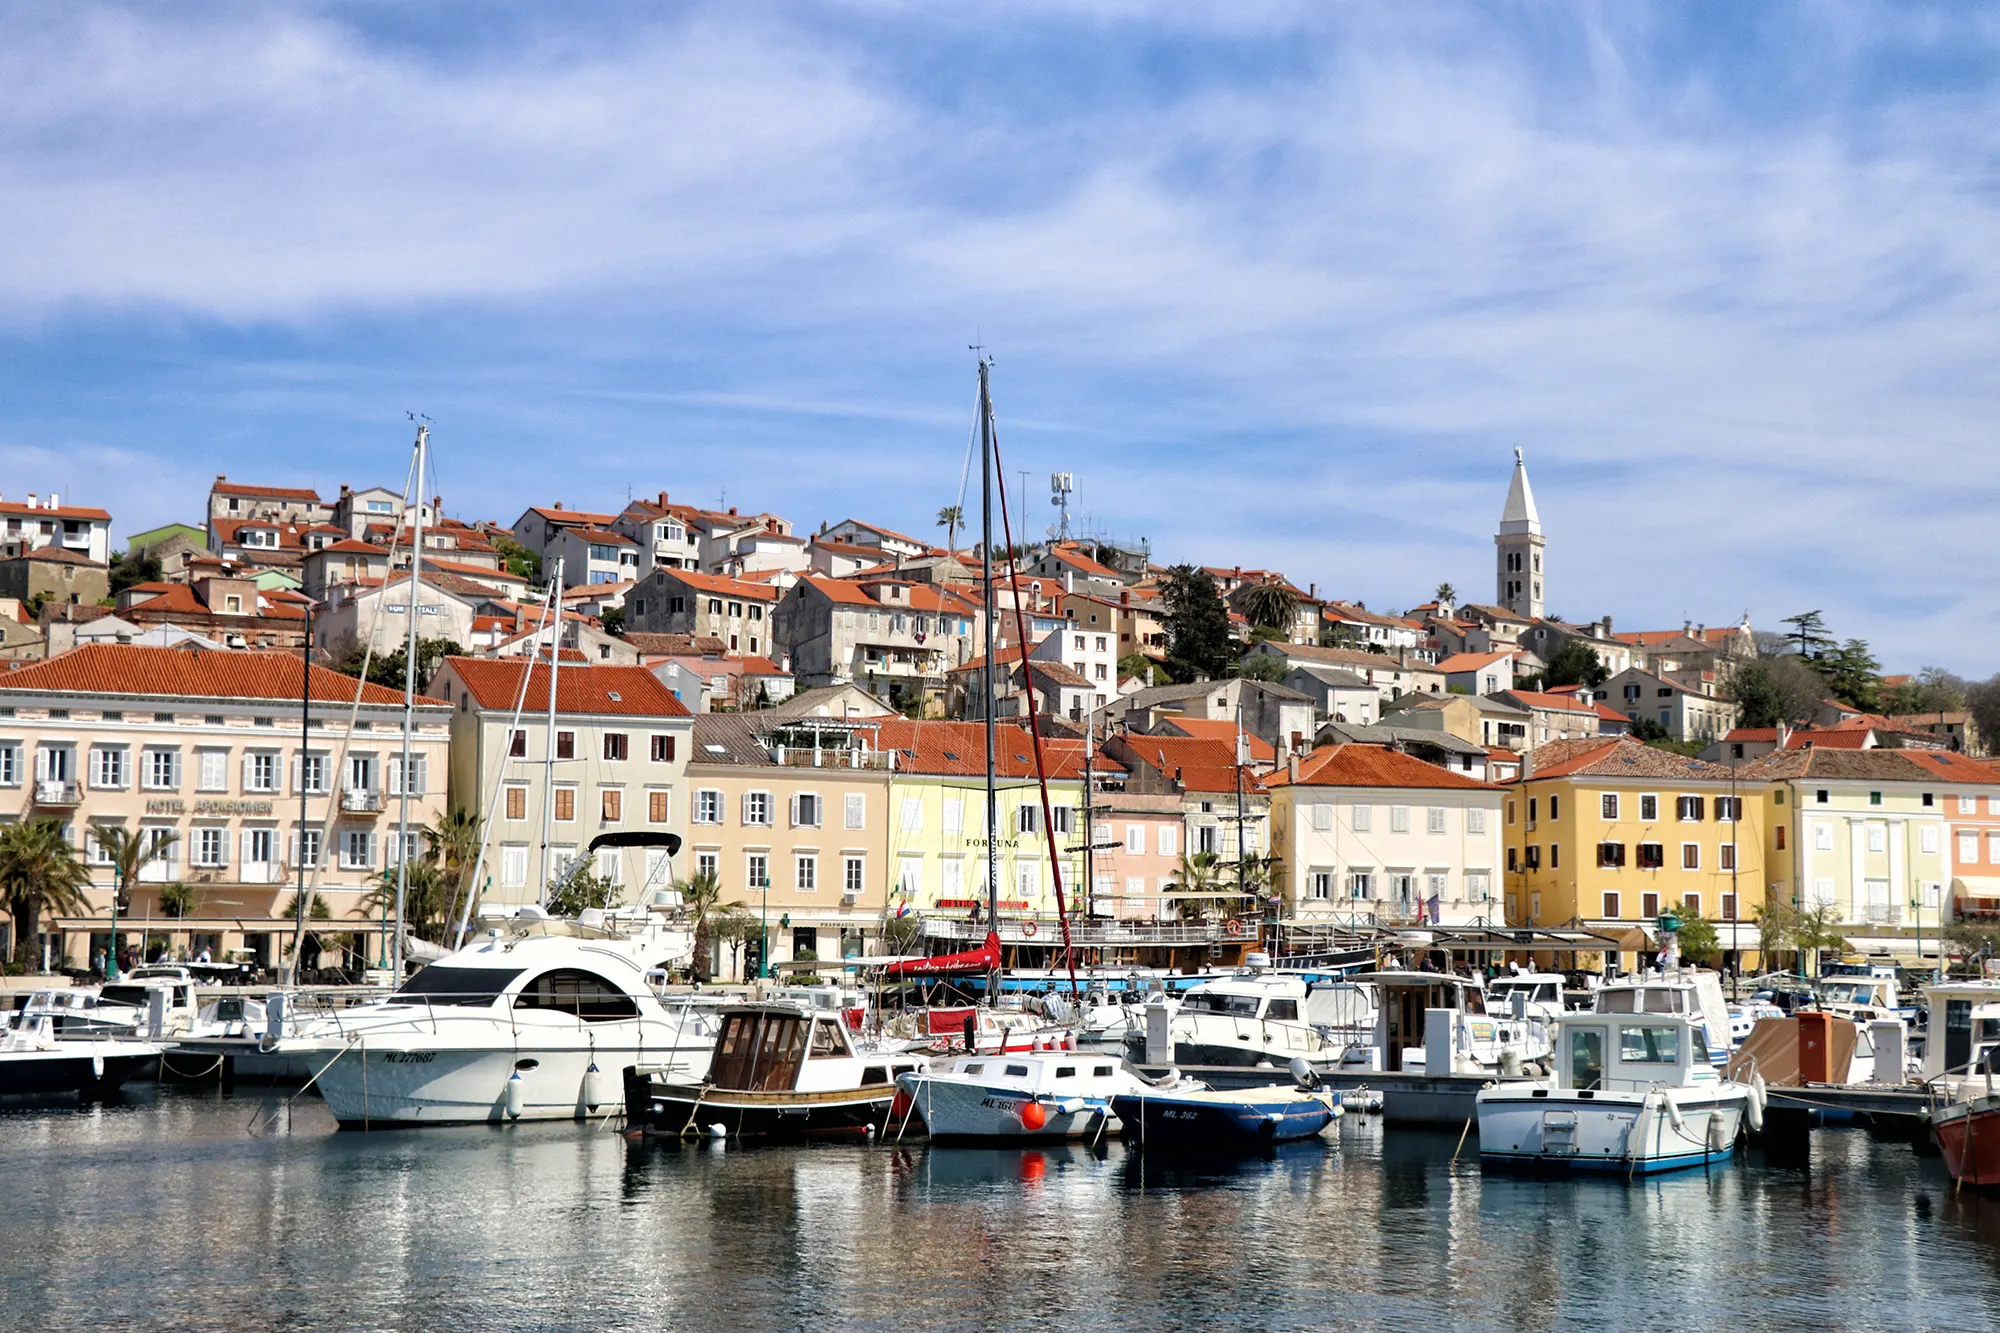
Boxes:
[1266,743,1503,927]
[433,657,694,908]
[2,644,450,972]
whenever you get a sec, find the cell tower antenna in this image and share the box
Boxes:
[1049,472,1075,542]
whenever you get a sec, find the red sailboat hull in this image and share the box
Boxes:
[1934,1095,2000,1188]
[881,931,1001,979]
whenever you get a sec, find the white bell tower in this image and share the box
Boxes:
[1495,448,1544,619]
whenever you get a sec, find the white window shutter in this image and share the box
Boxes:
[788,794,799,827]
[742,791,753,825]
[214,830,229,868]
[411,754,427,795]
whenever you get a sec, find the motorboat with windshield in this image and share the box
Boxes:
[13,967,199,1040]
[1476,1010,1752,1175]
[1591,969,1734,1066]
[263,909,714,1125]
[0,1015,160,1099]
[895,1047,1187,1142]
[1133,959,1340,1070]
[628,1002,929,1141]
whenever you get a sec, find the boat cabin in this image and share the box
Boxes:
[1817,975,1901,1015]
[1549,1012,1718,1094]
[1592,970,1731,1058]
[1179,971,1312,1023]
[1356,971,1486,1072]
[707,1005,918,1095]
[937,1052,1127,1097]
[1488,973,1564,1013]
[1923,982,2000,1079]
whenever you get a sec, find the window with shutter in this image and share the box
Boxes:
[601,789,622,821]
[900,798,922,832]
[651,734,674,762]
[844,793,866,830]
[556,731,574,760]
[509,729,528,758]
[554,787,575,821]
[649,790,670,823]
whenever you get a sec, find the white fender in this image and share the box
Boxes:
[505,1069,526,1119]
[1708,1108,1732,1150]
[583,1060,609,1112]
[1663,1092,1686,1134]
[1746,1073,1766,1133]
[1056,1097,1088,1116]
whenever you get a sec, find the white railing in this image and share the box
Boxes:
[341,789,382,813]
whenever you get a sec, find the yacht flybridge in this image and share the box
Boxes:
[265,908,709,1126]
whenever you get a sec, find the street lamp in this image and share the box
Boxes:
[757,871,772,980]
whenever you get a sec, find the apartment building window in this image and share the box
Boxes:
[295,752,329,795]
[1152,825,1173,857]
[1523,846,1540,870]
[1468,807,1487,836]
[142,748,180,790]
[1811,877,1836,908]
[286,828,321,868]
[1017,805,1040,836]
[1507,847,1519,872]
[601,789,622,821]
[346,753,378,795]
[89,746,128,790]
[1601,793,1619,820]
[245,752,279,793]
[745,852,769,889]
[1715,797,1741,822]
[796,855,817,893]
[1681,843,1701,870]
[1867,824,1886,853]
[1636,794,1661,822]
[1052,806,1073,837]
[1720,844,1736,871]
[340,830,375,870]
[499,844,528,887]
[1988,831,2000,863]
[845,793,866,830]
[1641,891,1660,919]
[1427,807,1446,835]
[651,734,675,762]
[1126,824,1145,854]
[603,733,628,761]
[1308,870,1334,900]
[900,798,922,832]
[180,826,227,869]
[1018,864,1039,900]
[844,856,865,897]
[1775,826,1786,851]
[1391,805,1411,833]
[793,793,822,828]
[554,787,576,822]
[505,785,528,820]
[1921,825,1940,855]
[1549,844,1559,869]
[1310,804,1333,832]
[509,729,528,758]
[1815,789,1828,804]
[743,791,774,826]
[0,743,17,787]
[1602,891,1621,919]
[1524,799,1535,830]
[1676,796,1705,821]
[692,849,718,882]
[1348,871,1372,900]
[1868,791,1882,806]
[1549,795,1561,821]
[1466,871,1490,902]
[1505,800,1516,826]
[695,789,722,824]
[241,827,277,869]
[386,829,423,867]
[1197,824,1218,855]
[556,731,575,760]
[1636,842,1664,869]
[649,790,670,824]
[1721,892,1737,920]
[1351,804,1372,833]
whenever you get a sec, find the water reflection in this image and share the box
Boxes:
[1,1090,1995,1332]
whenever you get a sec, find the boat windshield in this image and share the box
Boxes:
[96,986,152,1008]
[1184,992,1260,1017]
[1619,1025,1680,1064]
[1822,983,1871,1005]
[392,966,524,1007]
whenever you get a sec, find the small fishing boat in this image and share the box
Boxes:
[0,1016,160,1100]
[1932,1090,2000,1187]
[628,1003,929,1142]
[1476,1011,1754,1176]
[1111,1076,1339,1148]
[894,1049,1183,1143]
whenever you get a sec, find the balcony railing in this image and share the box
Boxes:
[33,780,81,807]
[1862,904,1902,926]
[341,788,381,813]
[765,747,895,770]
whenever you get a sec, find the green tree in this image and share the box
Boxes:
[1167,851,1226,923]
[1161,565,1233,682]
[1670,901,1720,967]
[1240,579,1300,634]
[363,858,452,944]
[1116,652,1158,686]
[107,548,163,597]
[546,867,621,919]
[599,605,626,636]
[675,869,738,982]
[1753,897,1798,969]
[1818,638,1881,711]
[0,819,91,966]
[1780,610,1836,661]
[936,505,964,553]
[425,808,484,932]
[881,911,922,955]
[1726,655,1825,728]
[1434,582,1457,606]
[1881,667,1966,718]
[711,905,762,981]
[346,636,463,691]
[1236,653,1288,683]
[157,880,201,919]
[1543,639,1609,689]
[493,534,541,582]
[93,825,179,916]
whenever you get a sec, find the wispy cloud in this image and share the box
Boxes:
[3,3,2000,667]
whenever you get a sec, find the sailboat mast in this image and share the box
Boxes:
[393,423,428,987]
[978,359,999,1000]
[538,556,565,905]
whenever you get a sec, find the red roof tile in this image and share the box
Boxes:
[1115,734,1261,794]
[0,644,422,704]
[1265,744,1492,790]
[211,479,321,502]
[870,720,1111,779]
[441,657,690,717]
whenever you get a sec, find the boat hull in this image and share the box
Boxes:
[297,1038,709,1126]
[1933,1095,2000,1188]
[0,1042,159,1098]
[1476,1088,1746,1176]
[897,1074,1112,1143]
[629,1072,900,1142]
[1110,1090,1334,1146]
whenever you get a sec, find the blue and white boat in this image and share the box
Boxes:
[895,1048,1175,1143]
[1476,1011,1755,1176]
[1110,1083,1338,1147]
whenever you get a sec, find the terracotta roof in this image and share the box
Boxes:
[522,506,619,527]
[1260,642,1413,671]
[657,570,782,600]
[1044,544,1119,579]
[738,656,790,677]
[441,657,691,718]
[833,519,926,547]
[1783,729,1873,750]
[1462,603,1531,624]
[1496,689,1599,715]
[1115,734,1261,794]
[0,644,423,705]
[1436,651,1514,673]
[422,557,518,581]
[569,527,637,546]
[1025,660,1093,690]
[1895,751,2000,785]
[800,576,978,615]
[210,479,320,502]
[1265,744,1492,791]
[871,720,1109,779]
[1156,718,1277,763]
[1525,736,1741,782]
[625,632,728,656]
[6,546,102,566]
[316,539,387,555]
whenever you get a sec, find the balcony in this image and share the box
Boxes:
[32,780,81,807]
[340,788,382,813]
[1862,904,1902,927]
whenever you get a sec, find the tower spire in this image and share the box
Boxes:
[1495,449,1546,619]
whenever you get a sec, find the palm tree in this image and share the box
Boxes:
[92,825,179,978]
[424,808,483,935]
[936,505,964,553]
[157,881,202,919]
[1434,582,1457,607]
[1167,850,1225,924]
[676,869,739,982]
[0,819,91,967]
[1241,579,1299,634]
[363,858,451,944]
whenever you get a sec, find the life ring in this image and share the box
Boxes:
[1226,919,1244,935]
[1022,920,1039,938]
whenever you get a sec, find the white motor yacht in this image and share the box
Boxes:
[895,1049,1186,1142]
[1142,959,1339,1070]
[14,969,199,1040]
[1477,1010,1754,1175]
[265,910,715,1126]
[1592,970,1734,1066]
[0,1015,161,1099]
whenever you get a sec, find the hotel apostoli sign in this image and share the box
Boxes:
[145,798,275,816]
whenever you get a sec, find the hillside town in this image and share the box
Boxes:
[0,449,1992,985]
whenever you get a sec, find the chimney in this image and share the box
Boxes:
[1120,590,1130,605]
[1682,618,1692,635]
[48,493,58,510]
[1777,720,1791,749]
[553,501,563,511]
[1308,582,1316,598]
[658,491,668,506]
[26,494,35,508]
[1288,752,1300,782]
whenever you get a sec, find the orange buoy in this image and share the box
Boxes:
[1020,1100,1049,1131]
[1023,920,1039,937]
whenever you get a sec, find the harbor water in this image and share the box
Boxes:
[2,1086,1996,1332]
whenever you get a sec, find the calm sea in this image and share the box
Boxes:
[1,1086,1995,1332]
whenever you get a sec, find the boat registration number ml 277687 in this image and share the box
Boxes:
[382,1051,437,1064]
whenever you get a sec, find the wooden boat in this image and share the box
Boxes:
[1933,1092,2000,1187]
[627,1003,928,1142]
[1110,1084,1337,1147]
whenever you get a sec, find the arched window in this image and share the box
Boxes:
[514,968,639,1021]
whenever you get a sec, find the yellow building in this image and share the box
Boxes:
[1503,737,1766,967]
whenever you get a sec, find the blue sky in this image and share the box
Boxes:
[3,2,1999,669]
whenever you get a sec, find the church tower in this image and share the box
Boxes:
[1495,448,1545,619]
